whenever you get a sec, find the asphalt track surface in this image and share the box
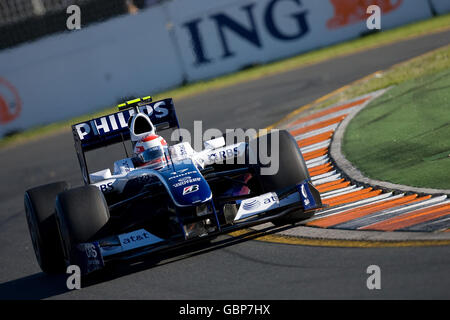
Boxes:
[1,30,450,299]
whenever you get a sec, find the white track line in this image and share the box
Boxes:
[359,198,450,230]
[362,195,448,219]
[336,196,449,229]
[408,216,450,232]
[294,124,340,140]
[301,140,331,153]
[305,155,330,165]
[308,193,397,220]
[307,159,331,169]
[311,170,337,181]
[320,186,359,198]
[289,107,362,130]
[312,173,342,185]
[306,155,329,167]
[321,186,365,199]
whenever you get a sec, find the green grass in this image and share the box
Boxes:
[311,44,450,112]
[1,13,450,149]
[343,68,450,190]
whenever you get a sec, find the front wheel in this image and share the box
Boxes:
[248,130,318,225]
[24,181,69,273]
[55,185,110,265]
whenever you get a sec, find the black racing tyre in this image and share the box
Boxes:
[249,129,310,191]
[55,185,110,264]
[248,130,314,225]
[24,181,70,274]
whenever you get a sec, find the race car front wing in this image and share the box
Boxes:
[72,180,322,275]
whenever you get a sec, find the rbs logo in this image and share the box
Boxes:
[182,0,310,66]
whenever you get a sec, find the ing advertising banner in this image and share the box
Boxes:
[169,0,433,81]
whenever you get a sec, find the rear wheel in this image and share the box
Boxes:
[55,185,110,264]
[248,130,314,225]
[24,181,69,273]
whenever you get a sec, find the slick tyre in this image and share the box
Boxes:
[248,130,314,225]
[55,185,110,264]
[24,181,70,274]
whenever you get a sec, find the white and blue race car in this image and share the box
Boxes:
[24,96,322,275]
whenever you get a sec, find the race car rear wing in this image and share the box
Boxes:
[72,97,180,184]
[72,98,179,151]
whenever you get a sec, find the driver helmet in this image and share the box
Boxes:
[133,134,168,169]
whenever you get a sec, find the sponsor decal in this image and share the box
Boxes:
[242,199,261,211]
[234,192,279,221]
[168,170,196,181]
[182,184,200,195]
[84,243,98,258]
[75,101,169,140]
[327,0,402,29]
[264,195,278,204]
[182,0,310,66]
[122,159,132,173]
[99,182,114,193]
[74,242,104,274]
[242,194,278,211]
[118,229,163,250]
[173,177,201,187]
[114,158,133,175]
[178,144,187,156]
[208,146,240,162]
[0,77,21,125]
[301,184,310,207]
[297,181,317,210]
[121,233,149,245]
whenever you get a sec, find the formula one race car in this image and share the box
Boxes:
[24,96,322,275]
